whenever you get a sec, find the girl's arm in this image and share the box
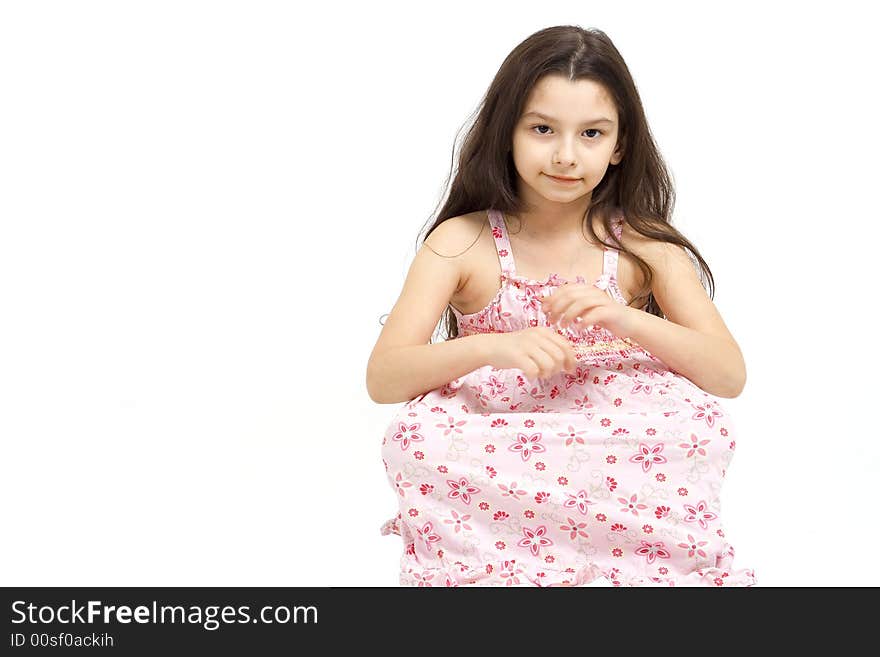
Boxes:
[368,333,494,404]
[618,231,747,398]
[367,216,491,404]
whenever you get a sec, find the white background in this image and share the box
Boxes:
[1,0,877,586]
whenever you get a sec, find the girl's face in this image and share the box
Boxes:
[511,75,623,207]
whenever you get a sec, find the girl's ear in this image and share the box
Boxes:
[610,140,625,166]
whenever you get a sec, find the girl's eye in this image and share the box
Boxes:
[531,125,602,138]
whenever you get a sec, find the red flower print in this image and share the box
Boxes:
[677,487,688,496]
[611,523,627,532]
[485,465,497,478]
[446,477,480,504]
[498,249,509,257]
[524,419,535,428]
[485,444,496,453]
[508,432,546,461]
[631,378,654,395]
[606,455,617,464]
[408,508,419,517]
[655,505,670,519]
[600,418,611,427]
[392,421,425,451]
[437,415,467,436]
[417,522,442,551]
[524,509,535,518]
[634,540,670,564]
[558,476,569,486]
[535,462,546,471]
[677,533,709,558]
[484,374,507,398]
[628,442,668,472]
[499,559,523,585]
[558,424,587,446]
[393,472,413,498]
[617,493,649,516]
[595,513,607,522]
[414,451,424,460]
[493,510,509,520]
[642,524,653,534]
[419,483,434,496]
[437,465,448,474]
[613,398,622,407]
[517,525,554,557]
[692,401,723,427]
[498,481,527,499]
[563,489,598,515]
[535,491,550,504]
[491,418,509,428]
[606,476,618,492]
[655,473,666,482]
[646,427,656,436]
[479,502,489,511]
[492,226,502,238]
[678,432,711,458]
[683,500,719,530]
[443,509,472,534]
[412,569,435,587]
[560,517,589,540]
[612,548,623,557]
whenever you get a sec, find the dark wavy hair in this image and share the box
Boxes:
[402,25,715,341]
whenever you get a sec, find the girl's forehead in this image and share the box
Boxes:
[523,77,617,119]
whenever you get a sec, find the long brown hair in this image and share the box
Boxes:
[411,25,715,341]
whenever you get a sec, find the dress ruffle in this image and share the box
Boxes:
[381,513,755,587]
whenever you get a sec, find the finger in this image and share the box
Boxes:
[527,348,554,380]
[555,299,591,328]
[540,288,565,317]
[538,336,569,373]
[550,334,578,372]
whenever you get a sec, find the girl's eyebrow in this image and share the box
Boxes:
[522,111,614,125]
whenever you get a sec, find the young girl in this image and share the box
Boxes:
[367,25,756,587]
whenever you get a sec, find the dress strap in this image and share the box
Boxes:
[487,209,517,277]
[595,210,628,304]
[601,213,624,278]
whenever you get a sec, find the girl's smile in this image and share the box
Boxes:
[545,173,582,185]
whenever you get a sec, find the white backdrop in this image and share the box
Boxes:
[1,0,877,586]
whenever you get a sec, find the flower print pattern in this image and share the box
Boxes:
[508,432,546,461]
[678,534,710,559]
[380,208,756,587]
[683,500,719,530]
[679,433,711,458]
[563,489,597,515]
[617,493,650,516]
[518,525,554,557]
[446,477,480,505]
[416,522,442,552]
[391,422,424,451]
[628,442,668,472]
[443,510,472,534]
[634,540,671,564]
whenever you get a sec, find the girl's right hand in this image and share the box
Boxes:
[486,327,578,380]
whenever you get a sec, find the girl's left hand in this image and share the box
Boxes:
[541,281,632,336]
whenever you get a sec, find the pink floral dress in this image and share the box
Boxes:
[379,208,756,587]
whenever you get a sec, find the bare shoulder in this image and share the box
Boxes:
[423,211,489,291]
[424,211,487,254]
